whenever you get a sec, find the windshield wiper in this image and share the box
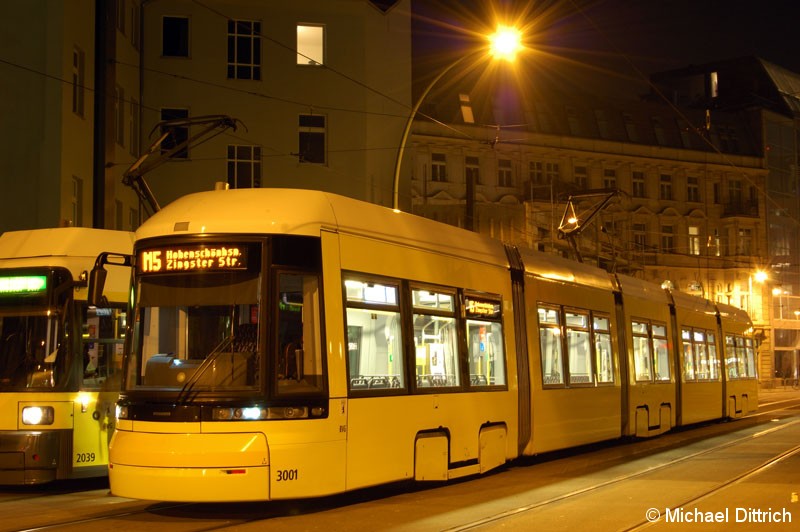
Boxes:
[176,335,234,404]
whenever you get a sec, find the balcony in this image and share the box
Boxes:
[722,199,759,218]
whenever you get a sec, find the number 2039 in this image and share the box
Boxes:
[276,468,298,482]
[76,452,96,463]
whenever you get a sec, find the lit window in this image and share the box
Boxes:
[297,25,323,65]
[345,279,405,392]
[412,288,459,388]
[688,226,700,255]
[459,93,474,124]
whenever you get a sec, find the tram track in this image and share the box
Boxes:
[442,401,800,532]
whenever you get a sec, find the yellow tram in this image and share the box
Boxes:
[92,188,757,502]
[0,228,133,484]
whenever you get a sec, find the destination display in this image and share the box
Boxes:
[137,244,248,273]
[0,275,47,295]
[465,297,501,319]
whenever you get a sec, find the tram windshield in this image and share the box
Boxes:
[0,312,65,389]
[130,270,261,392]
[127,239,325,397]
[0,272,70,390]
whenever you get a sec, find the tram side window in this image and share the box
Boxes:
[745,338,756,377]
[412,288,459,388]
[566,310,592,385]
[465,295,505,386]
[726,334,756,379]
[276,273,324,394]
[707,332,719,380]
[652,323,670,380]
[593,315,613,384]
[538,306,563,385]
[725,334,739,378]
[693,329,714,380]
[81,305,126,389]
[632,321,652,381]
[345,279,405,391]
[681,328,696,380]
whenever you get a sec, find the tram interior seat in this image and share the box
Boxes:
[350,377,369,389]
[368,376,389,388]
[543,373,561,384]
[470,374,488,386]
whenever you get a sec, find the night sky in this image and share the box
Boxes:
[412,0,800,96]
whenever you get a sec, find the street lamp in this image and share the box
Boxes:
[391,25,523,212]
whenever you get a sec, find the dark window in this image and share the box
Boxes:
[227,145,262,188]
[162,16,189,57]
[227,20,261,80]
[298,114,325,164]
[160,108,189,158]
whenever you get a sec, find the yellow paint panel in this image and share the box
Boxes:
[110,429,268,468]
[109,462,270,502]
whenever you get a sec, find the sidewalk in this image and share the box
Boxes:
[758,384,800,404]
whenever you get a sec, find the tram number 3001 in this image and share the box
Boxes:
[276,468,298,482]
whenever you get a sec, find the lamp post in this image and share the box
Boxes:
[391,25,522,212]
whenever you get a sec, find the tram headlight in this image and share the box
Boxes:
[116,404,129,420]
[21,406,54,425]
[212,407,268,421]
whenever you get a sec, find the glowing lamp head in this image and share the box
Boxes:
[22,406,54,425]
[753,270,768,283]
[490,25,522,62]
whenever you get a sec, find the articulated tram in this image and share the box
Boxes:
[95,188,757,502]
[0,228,133,484]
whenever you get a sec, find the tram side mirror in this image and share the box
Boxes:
[88,267,107,307]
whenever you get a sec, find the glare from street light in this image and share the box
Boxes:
[754,270,768,283]
[490,25,522,61]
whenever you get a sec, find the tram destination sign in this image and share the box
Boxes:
[137,244,248,274]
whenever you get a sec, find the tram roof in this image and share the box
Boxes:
[136,188,510,268]
[517,247,615,291]
[716,301,753,326]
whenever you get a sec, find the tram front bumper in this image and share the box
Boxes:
[0,431,63,485]
[108,430,270,502]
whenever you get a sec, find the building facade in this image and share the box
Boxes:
[0,0,141,232]
[408,57,800,386]
[137,0,411,208]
